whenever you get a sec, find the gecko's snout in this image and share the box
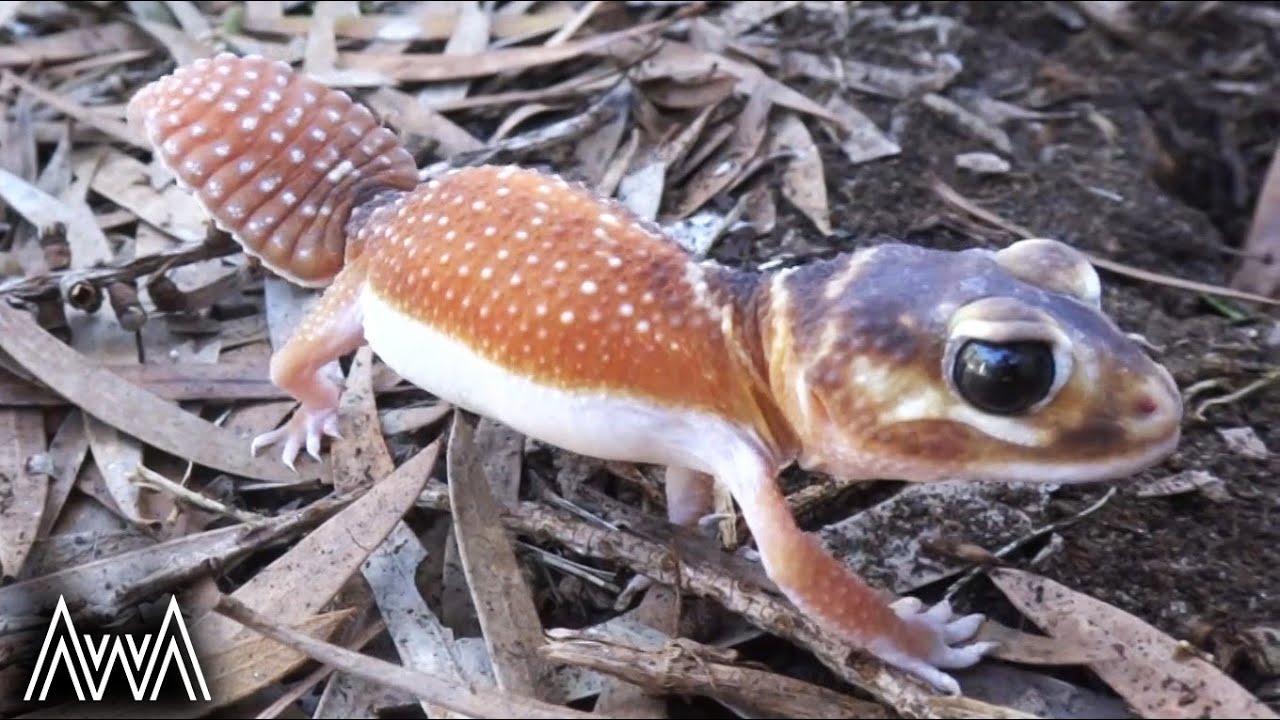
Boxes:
[1118,358,1182,451]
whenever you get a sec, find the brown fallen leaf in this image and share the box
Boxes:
[989,567,1277,719]
[240,4,574,43]
[447,410,563,702]
[190,440,438,655]
[0,360,296,406]
[329,347,394,494]
[0,496,345,618]
[770,112,832,236]
[667,88,771,220]
[0,300,312,484]
[34,410,90,541]
[336,15,681,84]
[0,22,150,68]
[197,610,355,713]
[80,148,207,242]
[0,408,48,579]
[3,71,147,149]
[363,87,484,157]
[214,594,605,720]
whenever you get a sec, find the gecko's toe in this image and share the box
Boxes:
[944,612,985,644]
[935,640,999,670]
[250,428,283,457]
[322,413,342,439]
[306,430,323,462]
[924,598,954,624]
[696,511,734,528]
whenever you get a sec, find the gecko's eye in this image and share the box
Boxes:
[951,339,1056,415]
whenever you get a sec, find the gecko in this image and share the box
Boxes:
[126,53,1183,695]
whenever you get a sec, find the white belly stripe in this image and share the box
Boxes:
[360,286,756,475]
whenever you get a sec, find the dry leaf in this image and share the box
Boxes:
[668,89,771,220]
[79,148,207,242]
[770,112,832,235]
[362,522,473,719]
[0,301,311,484]
[329,347,394,494]
[0,504,335,618]
[990,568,1277,719]
[447,411,562,702]
[337,17,675,85]
[0,408,48,579]
[1217,427,1270,459]
[191,440,438,655]
[214,595,603,720]
[34,410,90,540]
[824,95,900,164]
[0,22,150,68]
[1134,470,1230,502]
[199,610,354,712]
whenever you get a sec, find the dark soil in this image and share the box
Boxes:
[723,0,1280,692]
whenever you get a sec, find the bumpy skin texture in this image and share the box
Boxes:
[128,54,1184,696]
[127,53,419,286]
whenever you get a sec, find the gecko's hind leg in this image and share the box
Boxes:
[251,257,369,469]
[619,466,721,603]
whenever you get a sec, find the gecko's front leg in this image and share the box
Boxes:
[716,445,993,695]
[251,257,369,469]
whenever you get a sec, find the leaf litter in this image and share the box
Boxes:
[0,2,1275,720]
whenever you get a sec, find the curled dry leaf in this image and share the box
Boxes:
[824,95,901,165]
[989,568,1278,719]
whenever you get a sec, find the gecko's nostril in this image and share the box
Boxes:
[1134,395,1157,417]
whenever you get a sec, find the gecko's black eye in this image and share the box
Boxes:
[952,339,1056,415]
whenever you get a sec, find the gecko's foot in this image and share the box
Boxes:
[869,597,998,695]
[250,405,342,470]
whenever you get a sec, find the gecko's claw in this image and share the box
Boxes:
[250,405,341,469]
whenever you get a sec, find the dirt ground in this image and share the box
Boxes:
[743,0,1280,694]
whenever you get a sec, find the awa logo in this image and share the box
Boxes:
[23,594,211,703]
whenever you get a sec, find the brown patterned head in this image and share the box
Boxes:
[760,238,1182,484]
[126,53,419,286]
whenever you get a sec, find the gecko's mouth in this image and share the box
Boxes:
[972,426,1182,485]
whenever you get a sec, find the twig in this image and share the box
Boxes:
[255,616,388,719]
[540,633,891,719]
[943,487,1117,602]
[211,594,609,720]
[930,177,1280,306]
[1192,366,1280,420]
[0,233,241,303]
[131,464,266,524]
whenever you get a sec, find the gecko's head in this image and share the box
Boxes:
[765,238,1182,485]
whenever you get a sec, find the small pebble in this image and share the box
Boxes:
[955,152,1011,174]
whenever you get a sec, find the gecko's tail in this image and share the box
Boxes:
[127,53,419,287]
